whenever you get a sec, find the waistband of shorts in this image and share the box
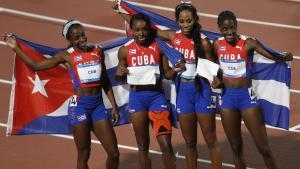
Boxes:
[130,84,162,91]
[223,87,251,95]
[73,93,102,100]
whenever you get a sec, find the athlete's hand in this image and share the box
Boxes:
[211,76,222,89]
[282,52,293,61]
[115,66,129,76]
[173,59,186,73]
[2,33,17,49]
[112,0,120,12]
[111,108,120,126]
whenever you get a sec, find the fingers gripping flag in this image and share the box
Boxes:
[117,0,291,129]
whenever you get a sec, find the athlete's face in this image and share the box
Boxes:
[219,19,238,44]
[177,10,196,36]
[132,20,151,45]
[69,26,88,51]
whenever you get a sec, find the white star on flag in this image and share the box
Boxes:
[28,73,49,97]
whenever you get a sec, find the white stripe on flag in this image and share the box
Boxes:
[252,80,290,108]
[104,46,121,69]
[102,85,130,108]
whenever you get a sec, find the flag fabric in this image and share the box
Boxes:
[7,38,73,135]
[117,0,291,129]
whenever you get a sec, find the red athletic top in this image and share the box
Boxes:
[125,39,161,67]
[67,46,103,88]
[217,35,252,79]
[171,30,206,79]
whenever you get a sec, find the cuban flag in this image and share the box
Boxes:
[117,0,291,129]
[7,38,73,135]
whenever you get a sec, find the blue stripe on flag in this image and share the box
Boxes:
[258,99,290,129]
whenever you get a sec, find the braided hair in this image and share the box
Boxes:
[175,3,204,59]
[175,3,204,91]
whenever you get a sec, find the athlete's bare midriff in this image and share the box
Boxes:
[223,77,252,88]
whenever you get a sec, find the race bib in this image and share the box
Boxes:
[127,66,159,85]
[180,63,196,79]
[69,95,78,107]
[220,59,246,78]
[77,61,101,83]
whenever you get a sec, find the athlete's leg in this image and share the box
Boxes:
[242,107,278,169]
[131,110,151,169]
[149,110,176,169]
[93,119,119,169]
[156,134,176,169]
[197,112,222,169]
[220,108,246,169]
[178,113,198,169]
[72,124,92,169]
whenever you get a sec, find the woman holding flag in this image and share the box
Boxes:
[115,13,185,169]
[113,2,222,169]
[3,20,120,169]
[213,10,293,169]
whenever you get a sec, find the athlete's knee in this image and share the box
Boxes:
[206,138,218,150]
[231,141,243,156]
[137,140,150,152]
[77,146,91,160]
[107,150,120,160]
[160,144,174,154]
[184,137,197,148]
[257,145,273,158]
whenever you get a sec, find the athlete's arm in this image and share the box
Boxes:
[115,46,129,81]
[112,1,175,41]
[211,40,223,89]
[202,38,215,62]
[99,47,119,124]
[245,38,293,62]
[4,34,67,70]
[161,49,185,80]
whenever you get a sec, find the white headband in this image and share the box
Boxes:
[62,20,81,38]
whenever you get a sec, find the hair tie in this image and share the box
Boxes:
[62,20,81,38]
[181,1,192,4]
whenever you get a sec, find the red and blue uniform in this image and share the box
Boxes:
[217,36,258,110]
[125,39,172,136]
[67,46,108,125]
[171,30,215,114]
[125,39,169,113]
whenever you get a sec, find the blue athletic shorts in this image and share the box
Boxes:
[176,80,215,115]
[68,94,108,125]
[219,87,258,111]
[128,90,169,113]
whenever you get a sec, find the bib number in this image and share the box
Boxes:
[77,61,101,83]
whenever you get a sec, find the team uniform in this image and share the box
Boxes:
[125,39,172,136]
[171,30,215,114]
[217,35,258,110]
[67,46,108,125]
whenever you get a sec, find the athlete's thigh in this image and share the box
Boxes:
[178,113,198,141]
[92,119,118,152]
[220,108,242,142]
[72,123,92,149]
[130,110,150,142]
[241,107,269,145]
[156,133,173,153]
[197,112,217,140]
